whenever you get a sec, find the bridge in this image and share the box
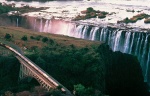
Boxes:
[0,42,72,95]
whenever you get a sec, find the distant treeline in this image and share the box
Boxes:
[0,3,15,14]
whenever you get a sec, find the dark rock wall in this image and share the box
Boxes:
[97,44,149,96]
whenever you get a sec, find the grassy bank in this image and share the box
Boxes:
[0,26,101,49]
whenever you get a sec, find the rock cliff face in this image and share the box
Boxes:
[97,44,149,96]
[0,14,22,27]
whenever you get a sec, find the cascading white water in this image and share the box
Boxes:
[74,25,84,38]
[138,34,145,60]
[73,24,150,85]
[16,18,18,27]
[129,32,135,54]
[109,29,118,50]
[113,30,122,51]
[142,35,150,82]
[124,32,131,53]
[40,19,43,32]
[81,25,89,39]
[135,33,141,56]
[91,27,99,41]
[43,20,49,32]
[34,19,37,31]
[89,27,95,40]
[100,28,104,41]
[145,45,150,82]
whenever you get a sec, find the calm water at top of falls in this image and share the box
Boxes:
[1,0,150,29]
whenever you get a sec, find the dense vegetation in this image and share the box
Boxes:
[118,13,150,24]
[73,7,109,21]
[0,27,149,96]
[0,3,15,14]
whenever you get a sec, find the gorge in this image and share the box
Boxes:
[29,18,150,88]
[1,15,149,89]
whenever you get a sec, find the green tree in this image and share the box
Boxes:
[30,36,35,39]
[0,3,14,14]
[74,84,86,96]
[35,56,46,69]
[74,84,98,96]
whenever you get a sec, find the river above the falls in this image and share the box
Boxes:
[1,0,150,29]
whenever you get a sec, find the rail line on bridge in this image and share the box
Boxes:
[0,42,72,95]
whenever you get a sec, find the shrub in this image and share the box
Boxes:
[87,7,94,13]
[4,33,11,40]
[49,39,54,44]
[42,37,48,43]
[119,13,150,23]
[30,36,35,39]
[35,35,42,41]
[21,35,27,41]
[74,84,86,96]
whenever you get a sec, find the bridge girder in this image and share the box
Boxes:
[0,42,72,95]
[17,56,54,91]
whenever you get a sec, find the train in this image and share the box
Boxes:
[0,42,67,92]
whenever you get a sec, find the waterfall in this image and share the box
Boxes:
[43,20,49,32]
[91,27,99,41]
[145,45,150,82]
[135,33,141,56]
[25,17,149,86]
[81,25,89,39]
[40,19,43,32]
[100,28,104,41]
[124,32,131,53]
[34,19,37,31]
[113,30,122,51]
[75,25,84,38]
[129,32,135,54]
[48,20,51,33]
[142,34,150,82]
[74,24,150,85]
[139,34,145,59]
[66,22,71,36]
[89,27,96,40]
[16,18,18,27]
[15,16,150,90]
